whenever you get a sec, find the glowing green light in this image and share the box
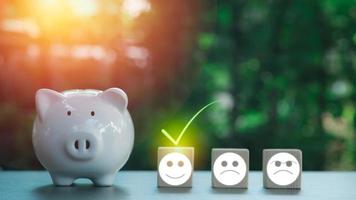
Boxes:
[161,101,218,146]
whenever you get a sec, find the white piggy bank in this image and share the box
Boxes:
[33,88,134,186]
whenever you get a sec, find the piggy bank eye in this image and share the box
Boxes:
[67,111,71,116]
[91,111,95,116]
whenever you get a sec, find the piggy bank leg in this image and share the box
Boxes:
[92,174,116,187]
[50,173,74,186]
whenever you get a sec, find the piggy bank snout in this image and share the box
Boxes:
[65,132,101,161]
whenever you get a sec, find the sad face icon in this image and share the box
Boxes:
[266,152,300,186]
[213,152,247,186]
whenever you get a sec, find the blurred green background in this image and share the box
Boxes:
[0,0,355,171]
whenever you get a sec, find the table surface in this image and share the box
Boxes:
[0,171,355,200]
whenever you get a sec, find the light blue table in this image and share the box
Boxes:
[0,171,355,200]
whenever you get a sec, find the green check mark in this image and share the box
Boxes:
[161,101,218,146]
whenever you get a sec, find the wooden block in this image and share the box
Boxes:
[157,147,194,187]
[263,149,302,189]
[211,148,249,188]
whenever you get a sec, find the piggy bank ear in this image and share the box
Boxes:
[99,88,128,112]
[36,89,64,121]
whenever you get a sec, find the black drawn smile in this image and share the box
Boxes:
[166,173,185,179]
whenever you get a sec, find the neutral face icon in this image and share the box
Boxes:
[213,152,247,186]
[266,152,300,186]
[158,152,192,186]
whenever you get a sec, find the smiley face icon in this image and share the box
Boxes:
[158,152,193,186]
[266,152,300,186]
